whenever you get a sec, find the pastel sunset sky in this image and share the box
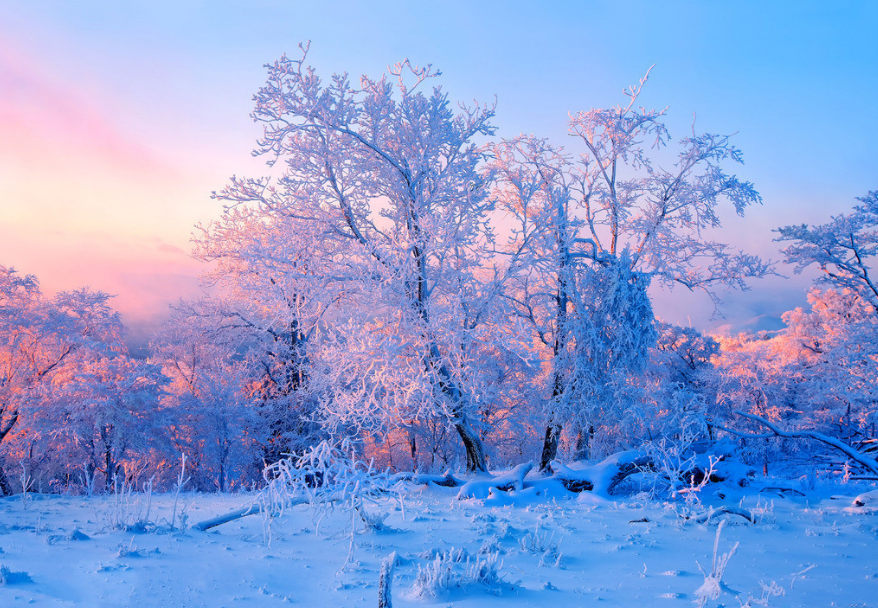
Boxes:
[2,1,876,351]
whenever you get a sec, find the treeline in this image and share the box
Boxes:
[2,48,875,494]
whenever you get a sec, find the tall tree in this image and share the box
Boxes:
[214,45,499,471]
[191,206,332,465]
[491,73,771,470]
[153,317,261,492]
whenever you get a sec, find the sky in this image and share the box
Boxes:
[1,1,877,351]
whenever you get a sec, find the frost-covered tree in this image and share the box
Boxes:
[152,314,264,491]
[651,322,720,391]
[632,322,719,443]
[0,265,123,494]
[214,45,500,471]
[715,193,878,469]
[714,288,878,473]
[491,73,770,469]
[711,330,798,473]
[54,355,168,491]
[190,205,333,466]
[776,191,878,311]
[781,288,878,442]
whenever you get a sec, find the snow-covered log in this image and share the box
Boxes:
[191,503,266,532]
[549,451,653,495]
[456,463,532,499]
[394,470,465,488]
[688,506,755,525]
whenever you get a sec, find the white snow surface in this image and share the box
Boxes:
[1,479,876,607]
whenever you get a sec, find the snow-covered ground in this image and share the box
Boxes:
[1,480,876,607]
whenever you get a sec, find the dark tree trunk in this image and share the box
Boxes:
[454,419,487,473]
[539,233,571,472]
[408,428,417,470]
[422,332,488,472]
[539,421,563,472]
[0,465,13,496]
[105,447,115,492]
[538,368,566,471]
[259,307,313,467]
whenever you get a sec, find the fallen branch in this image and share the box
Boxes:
[457,463,533,499]
[717,411,878,476]
[688,506,755,525]
[759,486,805,497]
[191,503,264,532]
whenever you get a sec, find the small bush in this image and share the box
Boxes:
[411,548,504,597]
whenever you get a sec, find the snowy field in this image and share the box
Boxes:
[1,476,877,608]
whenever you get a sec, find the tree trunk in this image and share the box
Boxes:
[424,341,488,472]
[539,250,570,472]
[0,464,13,496]
[105,446,114,492]
[539,422,562,472]
[574,425,594,460]
[538,370,566,471]
[454,418,487,473]
[408,428,417,470]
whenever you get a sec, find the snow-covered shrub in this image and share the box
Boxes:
[0,564,31,585]
[643,423,718,504]
[411,548,504,597]
[739,580,785,607]
[518,525,562,567]
[694,520,738,607]
[465,550,503,588]
[108,476,156,532]
[478,537,503,556]
[411,549,460,596]
[259,439,404,534]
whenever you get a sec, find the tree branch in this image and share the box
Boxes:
[721,411,878,475]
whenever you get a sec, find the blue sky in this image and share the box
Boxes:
[1,1,876,342]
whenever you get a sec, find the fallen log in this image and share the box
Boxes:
[393,470,465,488]
[191,504,263,532]
[549,451,653,495]
[456,463,533,500]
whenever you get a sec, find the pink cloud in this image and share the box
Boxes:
[0,40,182,180]
[0,225,203,328]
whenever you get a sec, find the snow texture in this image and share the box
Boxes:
[1,474,876,607]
